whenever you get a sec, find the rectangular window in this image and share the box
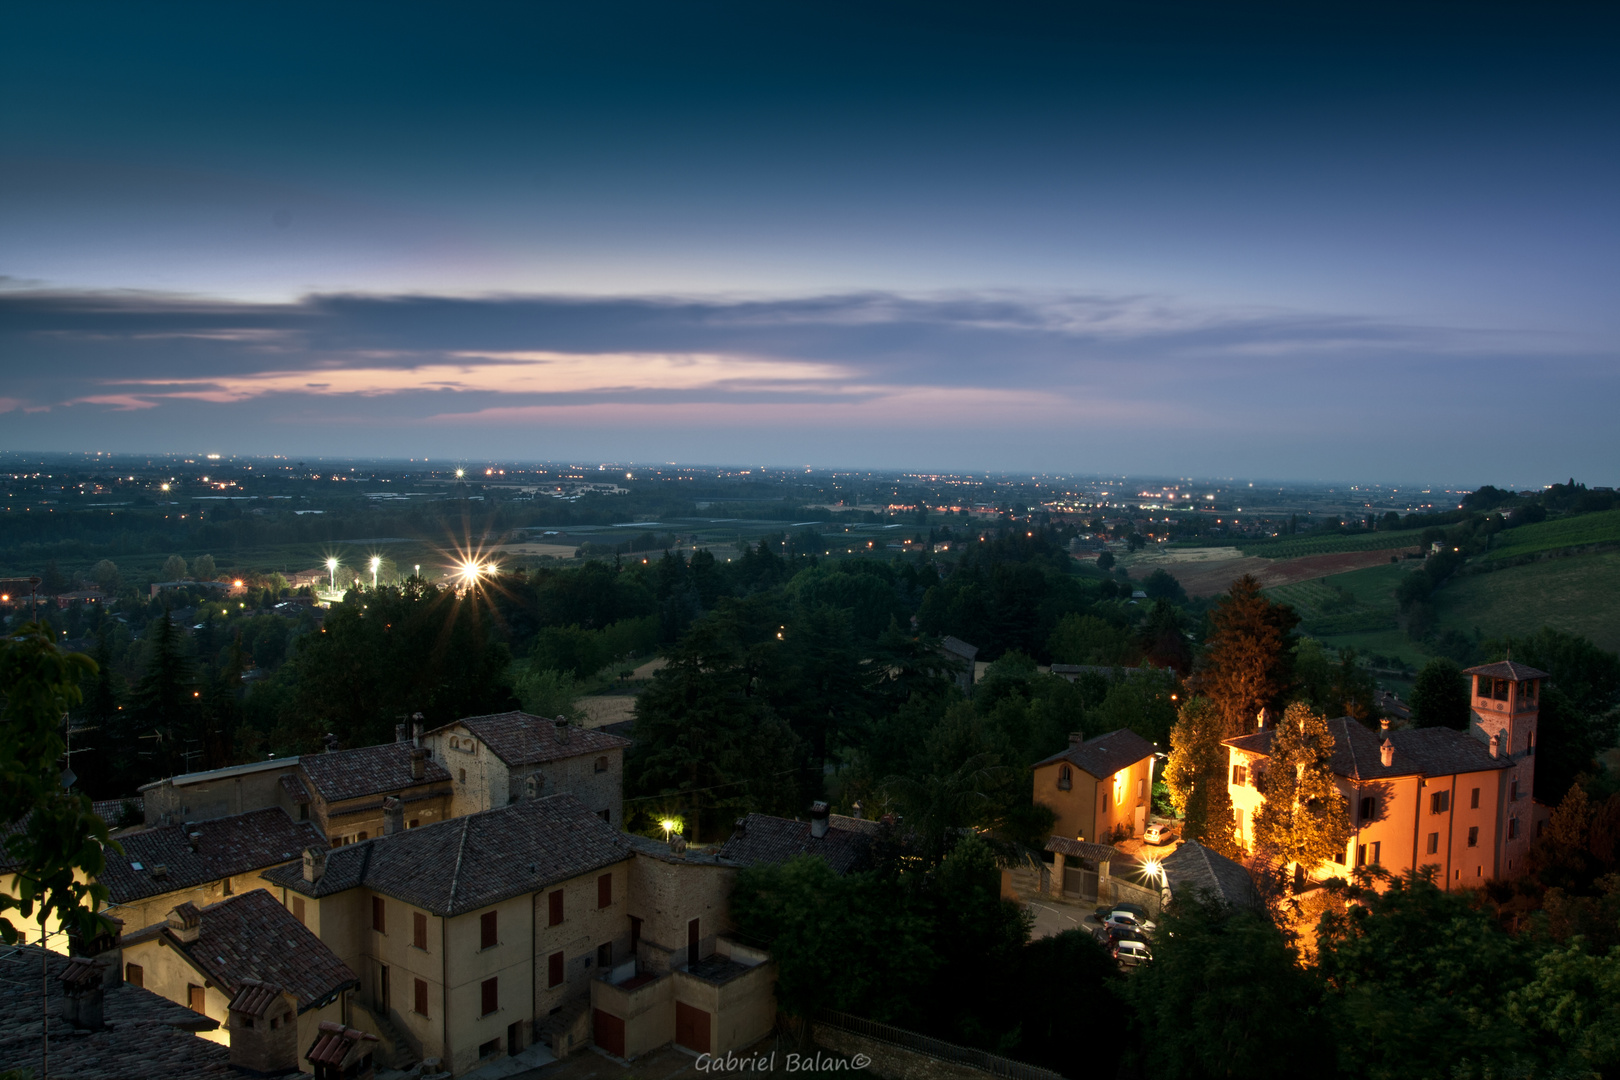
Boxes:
[1509,818,1520,839]
[1430,791,1450,814]
[549,889,564,927]
[481,910,498,950]
[188,984,206,1014]
[1467,826,1479,848]
[414,978,429,1017]
[1234,808,1244,837]
[1511,781,1519,801]
[688,918,701,967]
[1333,848,1346,865]
[409,818,420,829]
[372,896,386,933]
[548,951,564,988]
[357,831,368,841]
[598,873,612,909]
[1359,796,1375,822]
[292,897,305,925]
[1426,832,1439,855]
[413,912,428,950]
[598,809,611,823]
[1370,841,1381,865]
[481,977,498,1017]
[1357,844,1366,867]
[1471,787,1480,809]
[1137,778,1146,799]
[597,942,613,968]
[222,877,232,896]
[1231,764,1247,787]
[125,963,144,988]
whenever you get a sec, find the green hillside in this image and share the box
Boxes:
[1236,531,1422,559]
[1484,508,1620,561]
[1433,550,1620,653]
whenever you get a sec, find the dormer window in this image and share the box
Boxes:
[1057,765,1072,791]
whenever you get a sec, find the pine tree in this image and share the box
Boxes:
[130,609,199,780]
[1164,696,1244,858]
[1252,702,1352,876]
[1196,575,1300,736]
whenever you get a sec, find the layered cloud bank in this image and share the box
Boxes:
[0,286,1612,481]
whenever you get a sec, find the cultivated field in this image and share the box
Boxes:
[1434,550,1620,653]
[1128,544,1420,598]
[1484,509,1620,562]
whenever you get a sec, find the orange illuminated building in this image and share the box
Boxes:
[1223,661,1548,887]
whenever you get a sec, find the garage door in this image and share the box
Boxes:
[593,1009,626,1058]
[675,1002,711,1054]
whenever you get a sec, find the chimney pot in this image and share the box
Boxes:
[1489,732,1501,759]
[734,817,747,838]
[410,747,427,781]
[851,801,863,820]
[1380,739,1395,768]
[1380,718,1390,733]
[382,796,404,836]
[809,801,830,839]
[167,902,202,943]
[303,846,327,883]
[187,831,202,852]
[1068,732,1084,747]
[58,958,109,1031]
[412,719,423,747]
[1256,708,1268,730]
[395,723,406,743]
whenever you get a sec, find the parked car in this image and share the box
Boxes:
[1104,911,1157,936]
[1114,939,1153,966]
[1143,822,1171,845]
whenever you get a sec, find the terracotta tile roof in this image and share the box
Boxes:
[1044,836,1130,866]
[307,1021,379,1067]
[717,813,878,875]
[1034,728,1158,779]
[139,889,356,1012]
[1462,660,1550,681]
[99,807,323,904]
[432,711,630,766]
[1159,840,1260,910]
[264,793,630,916]
[279,772,311,804]
[0,943,232,1079]
[298,742,450,803]
[228,978,291,1018]
[1224,718,1512,781]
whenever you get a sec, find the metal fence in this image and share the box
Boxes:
[815,1010,1066,1080]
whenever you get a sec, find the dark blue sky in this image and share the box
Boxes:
[2,2,1616,482]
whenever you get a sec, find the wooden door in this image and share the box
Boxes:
[676,1002,711,1054]
[593,1009,625,1058]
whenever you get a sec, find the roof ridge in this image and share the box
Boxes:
[446,815,472,913]
[1342,717,1361,779]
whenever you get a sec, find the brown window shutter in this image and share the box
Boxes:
[548,951,564,988]
[188,984,206,1013]
[481,977,498,1016]
[414,978,429,1017]
[293,897,305,924]
[125,963,144,988]
[414,911,428,950]
[598,873,612,909]
[549,889,563,927]
[481,910,498,950]
[372,896,386,933]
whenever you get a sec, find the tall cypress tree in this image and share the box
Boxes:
[130,609,199,781]
[1196,574,1300,736]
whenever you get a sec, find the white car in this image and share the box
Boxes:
[1104,911,1157,936]
[1114,939,1153,966]
[1143,823,1171,845]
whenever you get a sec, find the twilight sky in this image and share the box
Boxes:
[2,2,1617,484]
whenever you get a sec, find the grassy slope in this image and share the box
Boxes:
[1270,562,1431,667]
[1484,508,1620,561]
[1433,550,1620,653]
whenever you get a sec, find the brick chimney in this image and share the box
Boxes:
[412,716,424,747]
[167,902,202,943]
[382,796,404,836]
[58,957,108,1031]
[187,829,202,852]
[1490,732,1501,758]
[69,916,124,989]
[303,846,328,883]
[1068,732,1083,747]
[395,723,407,743]
[810,801,830,839]
[410,747,427,781]
[228,980,301,1075]
[555,715,571,744]
[1380,740,1395,768]
[1380,718,1391,734]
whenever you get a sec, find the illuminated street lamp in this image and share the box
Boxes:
[370,556,381,589]
[326,558,339,590]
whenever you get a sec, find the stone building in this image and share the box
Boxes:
[296,737,454,846]
[1032,729,1159,842]
[422,711,630,826]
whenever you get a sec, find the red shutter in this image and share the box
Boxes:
[413,912,428,950]
[549,889,563,926]
[481,977,498,1016]
[481,910,497,950]
[414,978,429,1017]
[597,873,612,909]
[548,951,564,988]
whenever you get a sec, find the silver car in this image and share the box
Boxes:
[1114,938,1153,966]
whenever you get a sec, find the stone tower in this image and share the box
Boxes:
[1463,660,1549,872]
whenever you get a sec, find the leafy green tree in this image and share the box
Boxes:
[1095,551,1115,571]
[160,554,188,581]
[1,623,116,946]
[1046,613,1132,666]
[1164,696,1242,857]
[1127,889,1320,1079]
[1197,575,1300,736]
[1251,702,1352,875]
[1501,941,1620,1077]
[515,668,581,720]
[1315,869,1535,1080]
[531,624,605,679]
[90,559,119,592]
[192,553,217,581]
[1409,658,1469,729]
[1091,667,1181,746]
[1141,568,1188,604]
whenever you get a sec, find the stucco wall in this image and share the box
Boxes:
[1034,754,1154,843]
[532,860,632,1019]
[592,971,675,1059]
[142,766,295,827]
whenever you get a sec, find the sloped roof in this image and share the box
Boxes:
[307,1021,379,1068]
[717,813,880,875]
[1224,718,1511,782]
[0,944,231,1079]
[279,772,311,804]
[99,807,322,903]
[1044,836,1129,866]
[940,636,979,661]
[1159,840,1259,910]
[1462,660,1550,681]
[430,711,630,766]
[298,742,450,803]
[228,979,292,1018]
[264,793,629,916]
[1034,728,1158,779]
[138,889,355,1012]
